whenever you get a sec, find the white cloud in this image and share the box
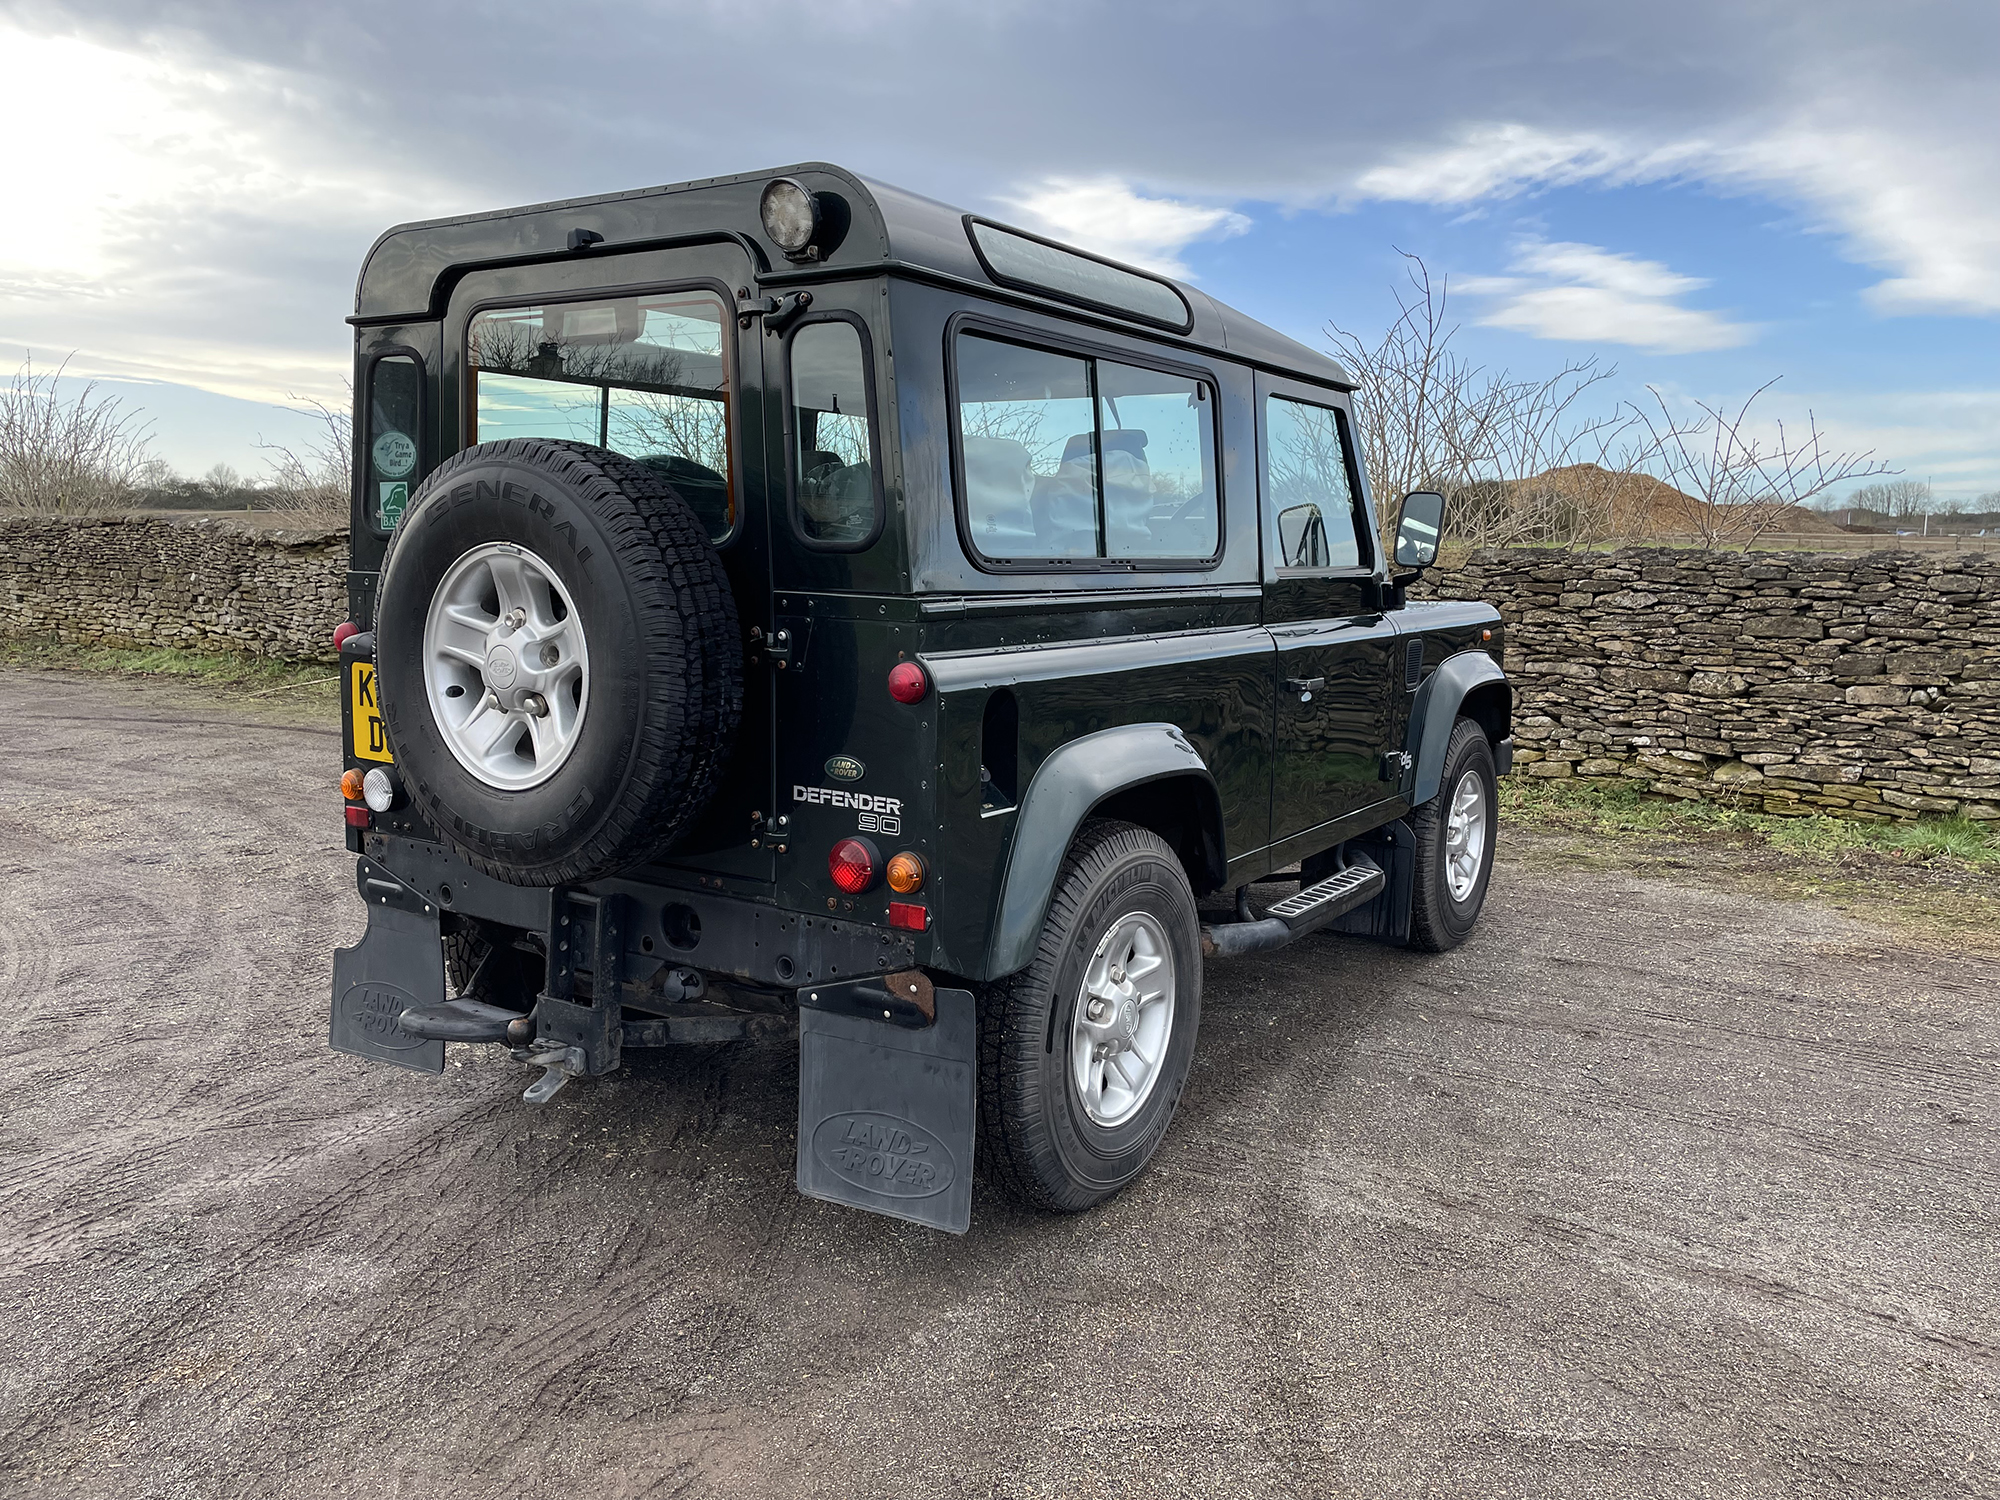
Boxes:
[1352,125,1698,207]
[0,23,458,403]
[997,177,1250,278]
[1348,115,2000,319]
[1458,241,1754,354]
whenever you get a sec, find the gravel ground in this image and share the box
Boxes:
[0,668,1994,1500]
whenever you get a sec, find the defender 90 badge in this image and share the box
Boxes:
[824,755,865,782]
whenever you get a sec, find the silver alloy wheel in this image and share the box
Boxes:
[1443,767,1488,902]
[422,542,589,791]
[1069,910,1177,1128]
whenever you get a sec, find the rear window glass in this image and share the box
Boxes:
[968,220,1191,330]
[468,291,733,541]
[954,332,1218,565]
[1264,395,1369,571]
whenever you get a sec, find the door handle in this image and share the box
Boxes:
[1285,676,1323,702]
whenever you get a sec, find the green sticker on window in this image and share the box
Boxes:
[379,481,409,530]
[372,430,417,479]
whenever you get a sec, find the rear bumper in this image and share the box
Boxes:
[359,832,918,991]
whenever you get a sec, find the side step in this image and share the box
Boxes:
[1201,860,1386,958]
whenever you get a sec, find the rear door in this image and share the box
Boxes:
[441,244,779,882]
[1256,376,1401,853]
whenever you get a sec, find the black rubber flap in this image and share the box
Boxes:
[797,987,976,1234]
[330,898,447,1073]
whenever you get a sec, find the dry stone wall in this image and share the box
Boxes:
[0,514,347,661]
[4,518,1996,821]
[1424,547,2000,821]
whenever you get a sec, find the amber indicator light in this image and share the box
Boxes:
[340,768,367,800]
[886,851,926,894]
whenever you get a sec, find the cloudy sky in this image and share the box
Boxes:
[4,0,1996,500]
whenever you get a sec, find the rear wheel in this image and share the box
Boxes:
[1409,716,1498,952]
[979,820,1201,1212]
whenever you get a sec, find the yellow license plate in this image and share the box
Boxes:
[350,661,393,763]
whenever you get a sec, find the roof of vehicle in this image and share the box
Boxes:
[352,163,1353,389]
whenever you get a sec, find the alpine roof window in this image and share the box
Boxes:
[467,291,734,541]
[365,353,421,534]
[967,219,1192,331]
[786,317,882,550]
[954,331,1219,567]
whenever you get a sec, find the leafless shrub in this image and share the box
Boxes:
[1627,381,1893,549]
[0,353,155,515]
[1328,256,1648,554]
[255,388,353,526]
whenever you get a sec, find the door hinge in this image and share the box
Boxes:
[1381,750,1413,782]
[735,288,812,331]
[747,625,795,670]
[749,809,791,853]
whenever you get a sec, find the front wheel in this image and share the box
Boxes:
[1408,716,1498,952]
[979,820,1202,1213]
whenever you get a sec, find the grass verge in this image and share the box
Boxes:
[0,638,339,697]
[1501,776,2000,947]
[1502,775,2000,866]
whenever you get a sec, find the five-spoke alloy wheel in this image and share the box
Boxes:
[424,542,591,791]
[980,820,1202,1213]
[1069,911,1177,1127]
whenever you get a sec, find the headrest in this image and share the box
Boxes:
[1059,429,1149,466]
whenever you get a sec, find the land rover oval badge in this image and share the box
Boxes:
[824,755,865,783]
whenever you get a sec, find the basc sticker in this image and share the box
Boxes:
[378,481,409,530]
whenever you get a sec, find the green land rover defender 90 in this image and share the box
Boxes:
[330,164,1512,1232]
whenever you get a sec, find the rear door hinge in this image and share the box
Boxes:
[748,623,797,670]
[736,289,812,331]
[750,810,791,853]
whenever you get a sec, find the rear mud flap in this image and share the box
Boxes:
[797,981,977,1235]
[330,875,447,1074]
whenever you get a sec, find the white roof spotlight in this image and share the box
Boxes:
[760,177,821,260]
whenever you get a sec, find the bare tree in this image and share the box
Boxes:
[1627,381,1893,549]
[255,388,352,525]
[0,353,155,514]
[1842,478,1933,519]
[1328,255,1649,553]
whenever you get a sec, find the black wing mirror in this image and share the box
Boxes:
[1394,490,1445,570]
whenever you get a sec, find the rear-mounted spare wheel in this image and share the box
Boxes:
[373,439,741,886]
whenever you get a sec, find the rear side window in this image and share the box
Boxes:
[1264,395,1369,571]
[467,291,734,542]
[787,318,881,550]
[953,331,1219,566]
[365,354,421,533]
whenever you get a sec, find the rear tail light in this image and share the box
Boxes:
[828,836,881,894]
[886,851,925,894]
[888,901,928,932]
[886,661,929,704]
[333,621,360,652]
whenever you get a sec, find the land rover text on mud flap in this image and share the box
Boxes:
[329,165,1513,1233]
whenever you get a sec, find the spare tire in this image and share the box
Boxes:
[374,439,741,886]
